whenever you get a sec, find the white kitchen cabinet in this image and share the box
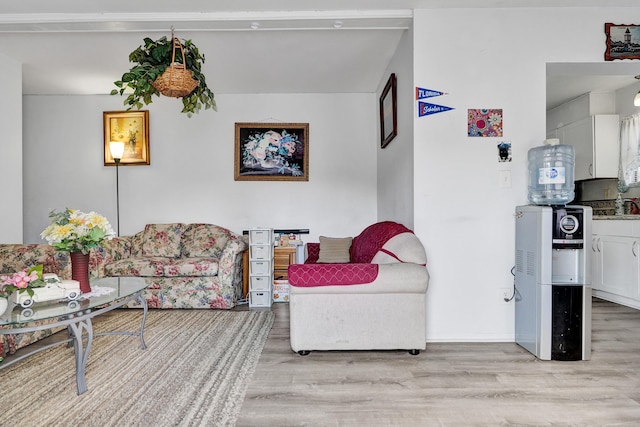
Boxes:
[593,235,637,296]
[591,235,602,290]
[591,220,640,310]
[557,115,619,181]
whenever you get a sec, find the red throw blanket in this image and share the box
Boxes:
[288,263,378,287]
[350,221,413,263]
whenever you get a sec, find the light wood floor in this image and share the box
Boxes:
[5,298,640,426]
[236,298,640,426]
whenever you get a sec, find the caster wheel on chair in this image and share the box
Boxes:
[298,350,310,356]
[408,349,420,356]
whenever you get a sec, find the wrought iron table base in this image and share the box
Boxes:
[1,291,148,395]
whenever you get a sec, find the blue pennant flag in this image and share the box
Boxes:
[416,87,448,100]
[418,102,454,117]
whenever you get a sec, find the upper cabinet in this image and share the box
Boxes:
[546,91,620,181]
[556,115,620,181]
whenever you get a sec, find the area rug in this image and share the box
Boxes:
[0,309,274,427]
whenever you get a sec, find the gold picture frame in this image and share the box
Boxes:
[103,110,150,166]
[234,122,309,181]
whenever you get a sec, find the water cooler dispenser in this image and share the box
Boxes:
[514,205,592,361]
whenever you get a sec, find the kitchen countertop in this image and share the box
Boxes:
[594,215,640,220]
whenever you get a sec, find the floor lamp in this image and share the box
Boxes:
[109,141,125,236]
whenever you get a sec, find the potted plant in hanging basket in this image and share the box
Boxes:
[111,34,217,117]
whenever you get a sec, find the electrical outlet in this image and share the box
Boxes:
[501,287,512,301]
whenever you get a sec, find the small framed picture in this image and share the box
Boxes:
[234,122,309,181]
[604,23,640,61]
[379,73,397,149]
[103,110,150,166]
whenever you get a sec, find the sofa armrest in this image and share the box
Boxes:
[217,234,249,287]
[90,236,133,278]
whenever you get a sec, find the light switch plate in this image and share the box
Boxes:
[499,170,511,188]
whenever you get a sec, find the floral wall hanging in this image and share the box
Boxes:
[468,108,503,137]
[234,123,309,181]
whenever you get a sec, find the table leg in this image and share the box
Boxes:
[137,293,148,350]
[67,318,93,395]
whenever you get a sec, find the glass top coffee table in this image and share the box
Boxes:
[0,277,148,395]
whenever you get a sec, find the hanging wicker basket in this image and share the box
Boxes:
[152,36,199,98]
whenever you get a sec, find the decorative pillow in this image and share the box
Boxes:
[317,236,352,263]
[141,223,183,258]
[181,224,229,258]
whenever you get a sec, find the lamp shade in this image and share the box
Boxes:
[635,91,640,107]
[109,141,125,160]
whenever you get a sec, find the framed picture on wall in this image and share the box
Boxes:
[604,23,640,61]
[234,122,309,181]
[103,110,150,166]
[379,73,397,149]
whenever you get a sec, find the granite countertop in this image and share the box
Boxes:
[594,215,640,220]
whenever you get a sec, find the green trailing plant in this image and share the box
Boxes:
[111,36,217,117]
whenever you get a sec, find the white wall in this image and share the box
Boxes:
[377,26,414,228]
[616,80,640,119]
[23,92,378,243]
[414,7,640,341]
[0,52,22,243]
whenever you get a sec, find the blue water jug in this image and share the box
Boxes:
[527,139,575,205]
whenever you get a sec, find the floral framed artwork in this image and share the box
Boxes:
[604,23,640,61]
[234,122,309,181]
[380,73,397,148]
[468,109,503,137]
[103,110,150,166]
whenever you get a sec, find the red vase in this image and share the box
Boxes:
[70,252,91,293]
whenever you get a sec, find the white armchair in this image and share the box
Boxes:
[287,221,429,355]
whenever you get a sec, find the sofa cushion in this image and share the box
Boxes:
[166,257,219,277]
[350,221,413,263]
[181,224,229,258]
[289,263,378,287]
[105,257,169,277]
[317,236,352,263]
[105,257,219,277]
[141,224,183,258]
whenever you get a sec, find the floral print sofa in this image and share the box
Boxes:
[90,223,247,309]
[0,244,71,358]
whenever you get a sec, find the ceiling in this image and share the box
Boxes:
[547,63,640,110]
[1,0,639,109]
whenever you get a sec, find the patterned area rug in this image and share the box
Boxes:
[0,309,274,426]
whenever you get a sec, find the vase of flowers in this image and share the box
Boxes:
[0,265,46,314]
[40,209,115,293]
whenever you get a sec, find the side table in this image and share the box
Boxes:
[274,246,297,280]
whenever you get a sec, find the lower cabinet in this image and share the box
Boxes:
[592,221,640,310]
